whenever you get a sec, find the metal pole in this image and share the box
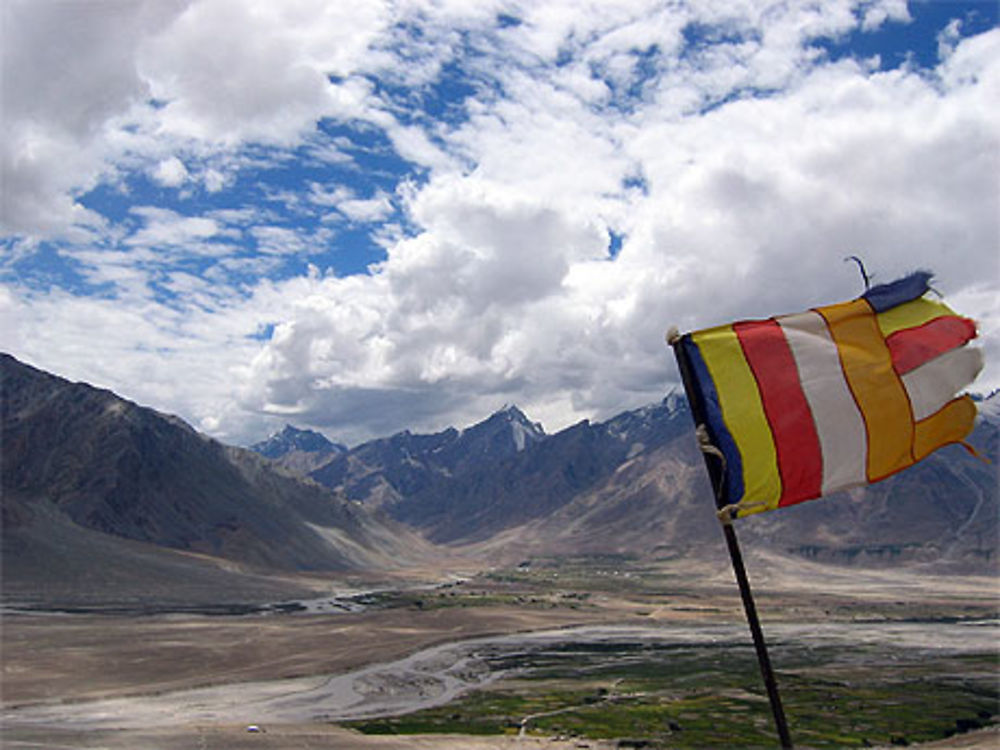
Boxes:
[720,517,793,749]
[670,333,793,749]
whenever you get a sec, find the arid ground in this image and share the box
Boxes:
[3,554,998,749]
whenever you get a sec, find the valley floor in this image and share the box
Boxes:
[4,726,998,750]
[2,556,998,749]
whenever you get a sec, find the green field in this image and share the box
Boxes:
[345,640,996,748]
[343,559,999,749]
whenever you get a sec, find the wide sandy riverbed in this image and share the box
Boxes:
[4,563,997,748]
[5,619,997,732]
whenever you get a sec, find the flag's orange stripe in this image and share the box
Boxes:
[913,396,977,462]
[818,299,914,481]
[886,316,977,374]
[733,319,823,507]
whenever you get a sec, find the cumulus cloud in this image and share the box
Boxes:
[137,0,390,145]
[2,0,998,447]
[1,0,391,237]
[238,17,1000,440]
[152,156,190,187]
[0,0,190,235]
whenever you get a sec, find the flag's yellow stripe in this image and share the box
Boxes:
[819,299,914,481]
[876,297,957,338]
[692,325,781,512]
[913,396,977,461]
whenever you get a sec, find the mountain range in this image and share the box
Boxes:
[2,353,997,605]
[256,391,998,571]
[0,354,431,605]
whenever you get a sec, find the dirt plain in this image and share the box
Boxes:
[2,555,998,749]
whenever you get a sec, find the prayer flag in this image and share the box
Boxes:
[674,272,982,518]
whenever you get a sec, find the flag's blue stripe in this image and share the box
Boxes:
[862,271,932,312]
[681,335,745,505]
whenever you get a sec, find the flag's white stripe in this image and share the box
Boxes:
[902,346,983,421]
[778,311,868,495]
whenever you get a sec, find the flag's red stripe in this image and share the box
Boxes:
[886,316,977,375]
[734,320,823,506]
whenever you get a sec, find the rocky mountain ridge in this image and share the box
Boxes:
[297,404,546,510]
[266,390,997,570]
[1,353,430,603]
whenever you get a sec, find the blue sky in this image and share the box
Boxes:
[2,0,998,446]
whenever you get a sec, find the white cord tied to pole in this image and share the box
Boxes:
[716,505,740,525]
[695,424,724,462]
[694,424,741,525]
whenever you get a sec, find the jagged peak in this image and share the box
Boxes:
[250,423,345,458]
[450,404,546,453]
[270,423,331,442]
[486,404,545,435]
[493,403,535,423]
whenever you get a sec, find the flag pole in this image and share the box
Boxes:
[717,517,793,749]
[669,332,793,749]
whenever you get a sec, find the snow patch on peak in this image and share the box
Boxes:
[662,388,687,415]
[503,405,546,450]
[977,390,1000,424]
[464,404,546,451]
[511,419,535,451]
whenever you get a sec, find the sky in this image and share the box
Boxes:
[2,0,998,447]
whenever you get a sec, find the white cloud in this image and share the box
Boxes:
[1,0,392,237]
[2,1,998,447]
[309,184,395,224]
[126,207,227,251]
[338,192,395,223]
[251,225,314,256]
[308,183,354,207]
[152,156,190,187]
[202,168,228,192]
[236,21,999,440]
[138,0,390,145]
[862,1,910,33]
[0,0,190,236]
[938,18,964,61]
